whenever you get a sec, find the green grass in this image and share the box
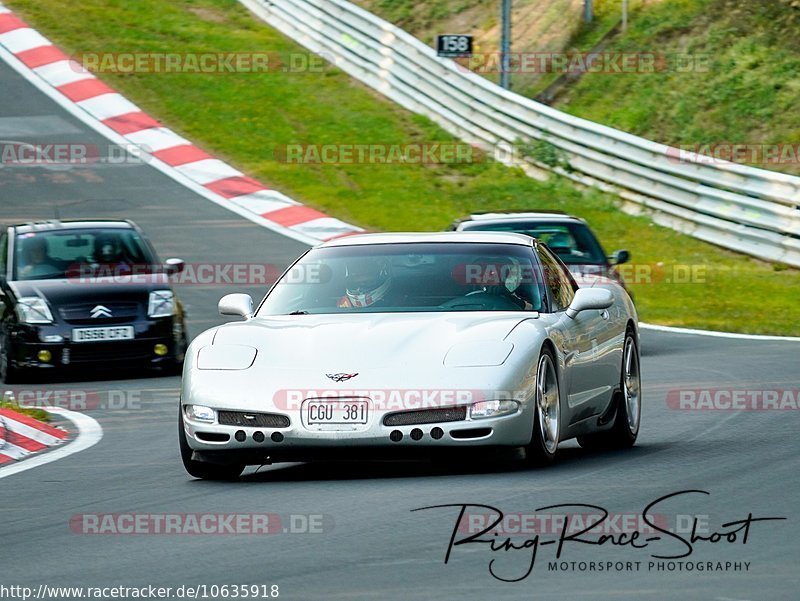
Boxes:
[551,0,800,175]
[0,400,50,423]
[356,0,485,33]
[356,0,800,174]
[6,0,799,335]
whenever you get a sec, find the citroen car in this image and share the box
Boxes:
[0,220,188,382]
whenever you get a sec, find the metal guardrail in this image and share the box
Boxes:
[241,0,800,267]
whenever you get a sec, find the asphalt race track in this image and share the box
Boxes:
[1,57,799,600]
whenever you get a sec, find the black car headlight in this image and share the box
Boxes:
[148,290,175,318]
[16,297,54,324]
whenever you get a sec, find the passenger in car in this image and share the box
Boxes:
[18,236,60,279]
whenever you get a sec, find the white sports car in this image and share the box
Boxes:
[179,232,640,479]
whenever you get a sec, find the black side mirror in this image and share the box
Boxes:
[164,258,185,276]
[610,249,630,265]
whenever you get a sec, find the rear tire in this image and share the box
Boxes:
[578,330,641,450]
[178,409,244,480]
[524,347,560,466]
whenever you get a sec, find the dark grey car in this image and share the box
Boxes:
[449,210,631,291]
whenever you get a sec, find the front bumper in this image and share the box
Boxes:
[182,404,533,464]
[8,318,185,370]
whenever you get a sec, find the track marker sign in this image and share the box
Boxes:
[437,35,473,58]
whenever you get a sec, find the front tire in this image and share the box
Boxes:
[578,330,641,450]
[178,410,244,480]
[525,347,560,466]
[0,335,20,384]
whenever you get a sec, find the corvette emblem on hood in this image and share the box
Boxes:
[326,373,359,382]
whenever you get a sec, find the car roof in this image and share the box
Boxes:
[11,219,135,235]
[320,231,536,247]
[459,210,585,224]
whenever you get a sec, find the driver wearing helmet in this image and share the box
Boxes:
[337,256,393,309]
[93,233,125,265]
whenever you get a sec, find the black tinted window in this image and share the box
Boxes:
[462,220,607,265]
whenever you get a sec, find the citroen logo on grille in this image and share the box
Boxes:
[326,373,358,382]
[90,305,112,318]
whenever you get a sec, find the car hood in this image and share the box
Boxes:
[9,275,171,305]
[209,312,535,369]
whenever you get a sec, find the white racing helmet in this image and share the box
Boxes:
[344,257,391,308]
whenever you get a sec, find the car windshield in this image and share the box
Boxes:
[258,242,545,315]
[461,220,607,265]
[13,228,157,281]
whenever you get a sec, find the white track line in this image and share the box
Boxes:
[0,408,102,480]
[640,322,800,342]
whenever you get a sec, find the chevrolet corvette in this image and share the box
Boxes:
[179,232,640,479]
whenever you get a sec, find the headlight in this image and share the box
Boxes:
[184,404,216,423]
[148,290,175,318]
[16,297,54,324]
[470,400,519,419]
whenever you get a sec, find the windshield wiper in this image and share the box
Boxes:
[287,310,309,315]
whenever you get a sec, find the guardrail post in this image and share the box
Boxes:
[500,0,511,89]
[622,0,628,31]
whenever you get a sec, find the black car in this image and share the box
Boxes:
[449,210,631,291]
[0,219,188,382]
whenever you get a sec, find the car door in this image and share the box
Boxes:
[537,245,613,423]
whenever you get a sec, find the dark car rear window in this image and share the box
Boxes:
[461,220,607,265]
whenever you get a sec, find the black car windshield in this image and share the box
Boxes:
[258,242,545,315]
[14,228,157,281]
[461,220,607,265]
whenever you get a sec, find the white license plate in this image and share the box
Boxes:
[304,399,369,427]
[72,326,135,343]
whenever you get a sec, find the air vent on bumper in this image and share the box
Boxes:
[217,411,290,428]
[383,407,467,427]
